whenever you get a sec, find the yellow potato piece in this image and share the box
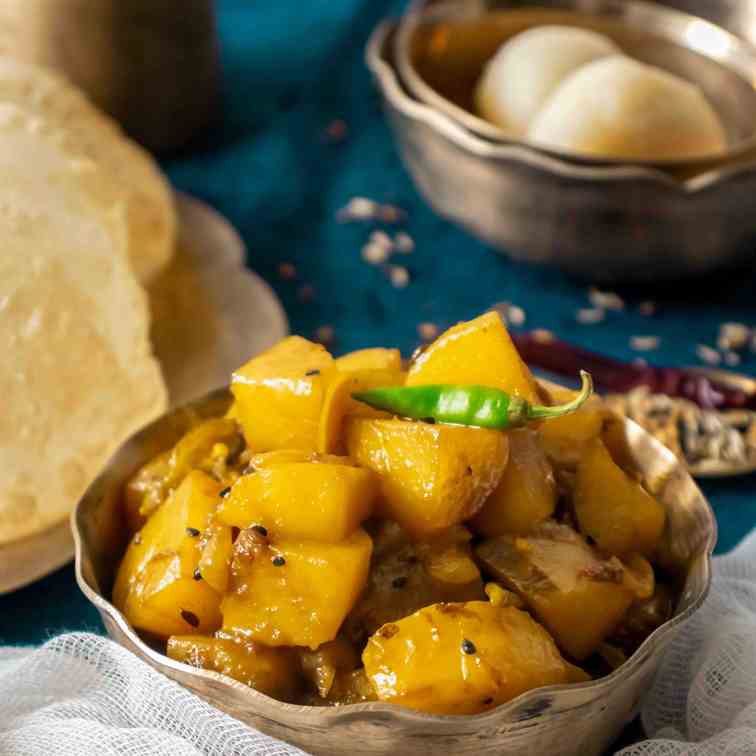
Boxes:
[218,462,377,542]
[123,554,222,637]
[471,429,556,537]
[574,439,666,557]
[167,634,300,701]
[198,521,234,594]
[222,528,373,649]
[336,347,402,372]
[231,336,333,452]
[406,312,539,402]
[476,523,639,660]
[346,417,509,539]
[539,385,605,466]
[114,470,221,613]
[363,601,581,715]
[247,449,354,468]
[318,367,405,454]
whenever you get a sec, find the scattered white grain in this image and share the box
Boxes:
[725,351,742,367]
[394,231,414,254]
[632,357,649,368]
[508,305,526,327]
[369,230,393,249]
[418,322,439,341]
[717,322,751,351]
[491,301,526,327]
[630,336,660,352]
[589,287,624,311]
[362,242,390,265]
[638,301,656,317]
[378,204,406,224]
[696,344,722,365]
[336,197,377,222]
[576,307,605,325]
[388,265,410,289]
[531,329,555,344]
[315,325,335,346]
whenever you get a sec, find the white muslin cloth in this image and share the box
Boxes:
[2,532,756,756]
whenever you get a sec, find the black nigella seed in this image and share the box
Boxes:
[252,525,268,537]
[305,369,320,377]
[219,486,231,498]
[586,535,596,546]
[272,555,286,567]
[186,527,200,538]
[193,568,202,581]
[181,610,200,628]
[391,576,408,589]
[461,639,476,655]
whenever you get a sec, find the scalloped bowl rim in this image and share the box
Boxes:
[367,19,756,194]
[73,384,716,728]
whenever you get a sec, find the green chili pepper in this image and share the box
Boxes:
[352,371,593,430]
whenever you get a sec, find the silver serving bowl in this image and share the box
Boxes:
[74,386,715,755]
[366,19,756,281]
[395,0,756,168]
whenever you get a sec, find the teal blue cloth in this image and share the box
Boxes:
[3,0,755,654]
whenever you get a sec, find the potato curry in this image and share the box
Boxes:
[114,312,671,714]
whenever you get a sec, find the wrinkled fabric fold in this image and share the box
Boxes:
[617,532,756,755]
[2,535,755,755]
[0,633,306,755]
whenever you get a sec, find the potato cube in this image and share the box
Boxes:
[222,527,372,649]
[114,470,222,620]
[231,336,333,452]
[336,348,402,372]
[539,385,605,466]
[574,438,666,557]
[217,462,377,542]
[476,523,639,660]
[318,367,404,454]
[362,601,580,714]
[167,634,300,701]
[122,553,222,637]
[345,418,509,539]
[406,312,540,402]
[471,429,556,537]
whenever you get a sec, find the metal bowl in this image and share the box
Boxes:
[367,20,756,281]
[395,0,756,168]
[74,386,715,756]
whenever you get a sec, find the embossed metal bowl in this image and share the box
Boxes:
[366,18,756,281]
[74,386,715,756]
[395,0,756,168]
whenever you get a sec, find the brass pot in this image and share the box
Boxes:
[73,385,716,756]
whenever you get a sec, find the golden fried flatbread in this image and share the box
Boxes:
[0,104,167,545]
[0,57,176,283]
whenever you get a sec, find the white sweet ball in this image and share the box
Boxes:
[474,25,619,136]
[527,55,727,160]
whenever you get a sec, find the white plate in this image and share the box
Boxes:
[0,193,288,594]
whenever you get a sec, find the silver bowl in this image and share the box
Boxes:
[74,386,715,755]
[366,19,756,281]
[395,0,756,168]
